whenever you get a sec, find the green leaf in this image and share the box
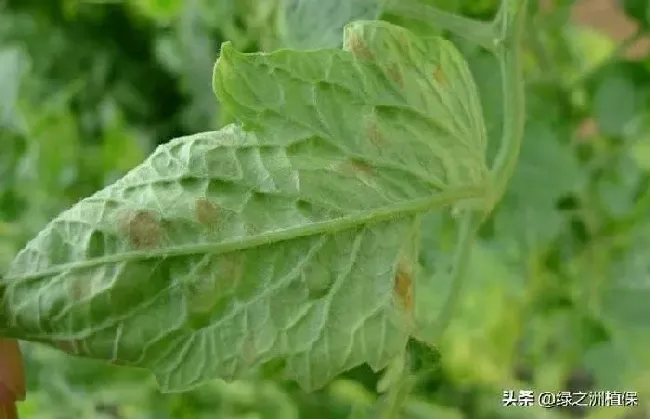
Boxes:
[494,119,585,248]
[2,21,489,393]
[593,70,640,138]
[579,221,650,394]
[416,239,525,384]
[278,0,383,49]
[0,46,29,130]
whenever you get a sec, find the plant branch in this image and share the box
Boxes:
[424,0,528,344]
[490,0,528,204]
[383,0,499,52]
[428,210,482,342]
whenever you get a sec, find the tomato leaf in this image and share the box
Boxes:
[1,21,489,393]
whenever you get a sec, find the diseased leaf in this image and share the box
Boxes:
[1,21,488,393]
[0,46,29,130]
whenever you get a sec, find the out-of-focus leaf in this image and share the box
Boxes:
[494,119,585,248]
[2,21,489,394]
[0,46,29,130]
[278,0,383,49]
[597,153,643,217]
[425,241,525,385]
[593,71,640,137]
[154,3,220,131]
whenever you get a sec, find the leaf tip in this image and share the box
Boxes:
[213,41,236,97]
[343,26,374,61]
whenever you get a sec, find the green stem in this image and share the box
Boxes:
[429,210,482,341]
[383,0,499,52]
[379,375,416,419]
[491,0,528,203]
[422,0,528,344]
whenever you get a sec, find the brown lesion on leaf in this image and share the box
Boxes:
[364,116,385,148]
[70,279,91,302]
[393,262,413,313]
[337,158,375,178]
[433,66,447,85]
[195,198,220,229]
[385,62,404,89]
[397,32,411,52]
[220,252,244,285]
[53,340,80,355]
[119,209,163,249]
[347,34,374,61]
[241,336,258,365]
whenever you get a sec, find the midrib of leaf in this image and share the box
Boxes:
[2,183,484,282]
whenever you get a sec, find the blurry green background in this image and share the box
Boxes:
[1,0,650,417]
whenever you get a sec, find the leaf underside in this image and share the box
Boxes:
[1,21,488,392]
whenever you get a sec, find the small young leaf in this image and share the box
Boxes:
[1,21,489,393]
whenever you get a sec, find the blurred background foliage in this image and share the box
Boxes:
[1,0,650,417]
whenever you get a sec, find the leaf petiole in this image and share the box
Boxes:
[490,0,529,203]
[383,0,499,52]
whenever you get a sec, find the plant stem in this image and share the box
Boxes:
[490,0,528,203]
[379,375,416,419]
[383,0,499,52]
[425,0,528,343]
[429,210,482,342]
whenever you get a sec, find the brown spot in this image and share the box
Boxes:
[220,252,244,284]
[241,337,257,365]
[53,340,79,355]
[122,210,162,249]
[337,159,374,180]
[385,62,403,88]
[195,198,220,228]
[433,67,446,85]
[397,32,411,51]
[575,117,598,142]
[70,280,91,302]
[347,34,374,61]
[364,117,385,147]
[393,263,413,313]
